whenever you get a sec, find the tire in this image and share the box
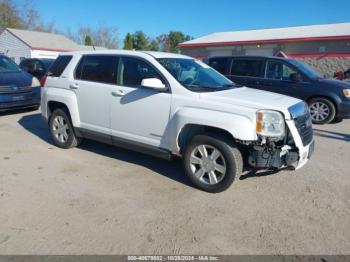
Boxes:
[49,108,82,149]
[183,134,243,193]
[308,97,336,125]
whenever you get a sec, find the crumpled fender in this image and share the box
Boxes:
[165,107,257,153]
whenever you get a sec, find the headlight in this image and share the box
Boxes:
[31,77,40,87]
[256,110,285,137]
[343,89,350,97]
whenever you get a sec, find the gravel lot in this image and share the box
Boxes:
[0,109,349,255]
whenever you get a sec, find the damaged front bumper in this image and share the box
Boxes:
[248,102,314,170]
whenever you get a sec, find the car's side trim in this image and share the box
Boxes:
[75,128,173,161]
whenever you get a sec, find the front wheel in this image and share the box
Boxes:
[183,134,243,193]
[308,97,336,124]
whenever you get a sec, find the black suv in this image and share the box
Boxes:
[205,56,350,124]
[19,58,54,84]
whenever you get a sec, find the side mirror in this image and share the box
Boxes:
[141,78,167,91]
[290,73,302,82]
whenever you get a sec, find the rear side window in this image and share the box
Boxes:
[231,59,265,78]
[117,57,162,87]
[209,57,231,74]
[75,55,118,84]
[48,56,72,77]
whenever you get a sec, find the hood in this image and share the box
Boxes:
[200,87,302,119]
[0,71,33,87]
[317,78,350,89]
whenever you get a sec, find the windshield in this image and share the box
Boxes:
[157,58,235,92]
[0,56,21,73]
[289,59,322,79]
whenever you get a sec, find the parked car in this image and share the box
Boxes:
[19,58,55,85]
[205,56,350,124]
[0,55,41,112]
[41,51,314,193]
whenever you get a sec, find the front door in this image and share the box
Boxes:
[110,56,171,147]
[262,60,309,97]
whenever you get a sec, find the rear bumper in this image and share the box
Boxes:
[0,87,40,111]
[337,100,350,119]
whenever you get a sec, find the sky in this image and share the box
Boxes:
[14,0,350,39]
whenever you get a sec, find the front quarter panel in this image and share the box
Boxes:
[166,107,257,153]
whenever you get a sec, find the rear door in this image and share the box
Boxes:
[228,58,266,88]
[73,55,118,134]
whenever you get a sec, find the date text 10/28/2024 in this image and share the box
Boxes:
[127,256,219,261]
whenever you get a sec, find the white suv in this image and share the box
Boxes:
[41,50,314,193]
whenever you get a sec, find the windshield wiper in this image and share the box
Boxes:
[220,83,236,89]
[185,84,218,92]
[186,84,237,92]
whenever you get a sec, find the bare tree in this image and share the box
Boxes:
[66,25,119,49]
[0,0,22,29]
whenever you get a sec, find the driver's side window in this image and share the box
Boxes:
[117,57,163,88]
[266,60,298,80]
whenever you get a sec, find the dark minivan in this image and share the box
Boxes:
[0,55,41,112]
[205,56,350,124]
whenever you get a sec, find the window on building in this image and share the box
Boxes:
[231,59,265,77]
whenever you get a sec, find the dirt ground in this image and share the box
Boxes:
[0,109,349,255]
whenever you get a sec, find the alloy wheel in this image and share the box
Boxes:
[309,102,330,122]
[189,144,227,185]
[52,116,70,143]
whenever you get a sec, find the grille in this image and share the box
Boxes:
[294,112,313,146]
[0,86,32,94]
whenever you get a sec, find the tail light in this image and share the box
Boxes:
[40,76,47,87]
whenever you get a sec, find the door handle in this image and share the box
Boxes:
[69,83,79,90]
[111,89,125,97]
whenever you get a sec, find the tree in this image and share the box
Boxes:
[132,31,150,50]
[167,31,192,53]
[67,25,119,49]
[123,33,133,50]
[156,34,170,52]
[84,35,93,46]
[20,0,56,32]
[148,39,159,51]
[154,31,193,53]
[21,0,40,30]
[0,0,22,29]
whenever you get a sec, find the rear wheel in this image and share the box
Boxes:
[308,97,336,124]
[183,134,242,193]
[49,109,82,149]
